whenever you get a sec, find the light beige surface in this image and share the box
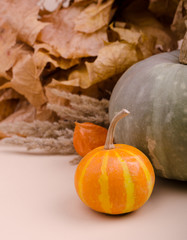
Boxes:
[0,145,186,240]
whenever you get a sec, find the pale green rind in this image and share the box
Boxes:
[109,50,187,180]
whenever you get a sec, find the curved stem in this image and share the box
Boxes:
[104,109,130,150]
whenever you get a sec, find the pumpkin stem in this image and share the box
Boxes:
[179,31,187,65]
[104,109,130,150]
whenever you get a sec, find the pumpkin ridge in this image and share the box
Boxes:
[77,151,101,203]
[106,150,127,214]
[98,151,112,214]
[119,148,154,199]
[115,151,135,213]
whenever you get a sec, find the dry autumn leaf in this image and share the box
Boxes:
[33,44,80,73]
[67,64,89,88]
[0,0,48,46]
[33,50,56,76]
[0,77,8,87]
[38,5,108,58]
[109,22,156,59]
[46,76,118,100]
[11,54,47,107]
[0,88,22,103]
[72,0,102,6]
[46,79,80,93]
[34,43,60,57]
[0,82,13,91]
[109,22,142,45]
[0,24,19,80]
[61,41,138,89]
[74,0,114,33]
[86,41,138,85]
[0,100,18,122]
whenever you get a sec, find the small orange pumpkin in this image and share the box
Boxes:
[74,109,155,215]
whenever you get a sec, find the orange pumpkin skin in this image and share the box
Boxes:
[74,144,155,215]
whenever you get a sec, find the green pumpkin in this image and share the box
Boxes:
[109,50,187,181]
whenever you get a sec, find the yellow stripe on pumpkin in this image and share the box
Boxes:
[115,151,135,212]
[120,149,153,198]
[98,151,112,214]
[78,152,100,202]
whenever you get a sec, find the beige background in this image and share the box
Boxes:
[0,145,187,240]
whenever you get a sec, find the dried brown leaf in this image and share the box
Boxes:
[109,22,142,45]
[109,22,156,59]
[67,64,89,88]
[33,49,80,82]
[33,51,54,76]
[55,57,80,70]
[73,0,95,3]
[46,79,79,93]
[0,78,9,87]
[0,99,18,122]
[0,0,48,46]
[85,41,138,86]
[0,24,19,79]
[34,43,60,57]
[46,76,117,99]
[74,0,114,33]
[59,41,138,89]
[72,0,100,6]
[11,54,47,107]
[38,6,108,58]
[0,89,22,102]
[0,82,13,91]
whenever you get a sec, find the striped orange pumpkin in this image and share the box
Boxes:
[74,109,155,215]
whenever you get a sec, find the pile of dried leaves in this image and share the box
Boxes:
[0,0,186,154]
